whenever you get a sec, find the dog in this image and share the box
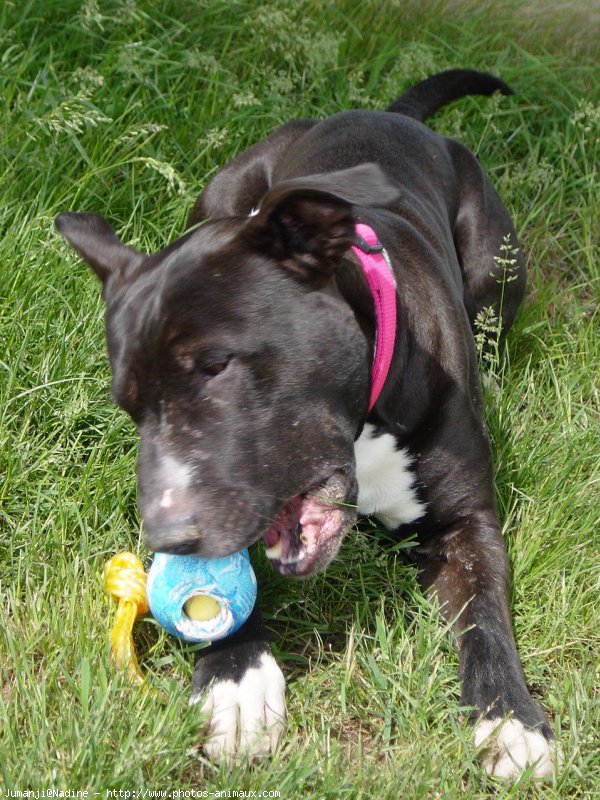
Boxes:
[56,69,558,779]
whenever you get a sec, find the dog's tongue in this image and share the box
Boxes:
[263,528,280,548]
[263,495,303,546]
[261,472,357,576]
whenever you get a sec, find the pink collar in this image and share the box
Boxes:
[351,223,397,411]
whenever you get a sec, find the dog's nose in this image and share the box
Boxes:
[144,518,203,554]
[149,537,201,556]
[140,482,204,551]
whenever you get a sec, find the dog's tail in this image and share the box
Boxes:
[386,68,513,122]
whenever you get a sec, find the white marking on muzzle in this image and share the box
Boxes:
[159,488,174,509]
[157,455,193,510]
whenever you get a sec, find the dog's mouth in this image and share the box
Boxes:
[262,472,357,577]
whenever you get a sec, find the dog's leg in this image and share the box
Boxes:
[190,603,285,762]
[187,119,316,226]
[450,141,526,338]
[413,517,557,779]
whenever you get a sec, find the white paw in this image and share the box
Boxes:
[474,717,558,779]
[191,652,286,762]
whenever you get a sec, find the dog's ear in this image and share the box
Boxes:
[244,163,399,283]
[55,212,144,285]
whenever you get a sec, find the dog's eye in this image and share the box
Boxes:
[200,358,230,378]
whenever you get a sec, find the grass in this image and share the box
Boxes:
[0,0,598,796]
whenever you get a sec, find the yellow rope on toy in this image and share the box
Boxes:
[104,551,150,686]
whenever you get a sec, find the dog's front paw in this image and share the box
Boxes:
[474,718,560,780]
[191,651,286,762]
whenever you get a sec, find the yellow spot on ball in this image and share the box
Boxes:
[184,594,221,621]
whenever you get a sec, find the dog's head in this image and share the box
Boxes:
[56,163,398,576]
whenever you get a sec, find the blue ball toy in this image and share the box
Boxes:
[146,550,257,642]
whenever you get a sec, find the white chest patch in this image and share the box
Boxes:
[354,423,425,529]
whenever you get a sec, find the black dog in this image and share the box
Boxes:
[56,69,558,778]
